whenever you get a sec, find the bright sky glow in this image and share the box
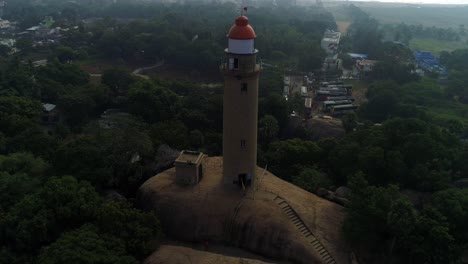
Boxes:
[350,0,468,4]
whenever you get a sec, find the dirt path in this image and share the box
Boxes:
[132,60,165,75]
[336,21,351,33]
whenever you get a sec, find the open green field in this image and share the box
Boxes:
[350,2,468,28]
[410,38,468,55]
[325,2,468,28]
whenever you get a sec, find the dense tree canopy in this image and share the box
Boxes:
[1,1,468,263]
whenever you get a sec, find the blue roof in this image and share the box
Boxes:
[414,50,447,73]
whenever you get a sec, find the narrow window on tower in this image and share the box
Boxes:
[240,140,246,150]
[241,83,248,93]
[233,58,239,69]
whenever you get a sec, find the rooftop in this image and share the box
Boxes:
[175,150,204,165]
[357,60,378,66]
[42,103,56,112]
[227,15,256,40]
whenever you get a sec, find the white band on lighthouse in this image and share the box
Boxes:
[228,39,255,54]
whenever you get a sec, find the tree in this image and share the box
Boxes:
[95,201,162,259]
[37,62,89,87]
[370,59,419,85]
[189,130,204,149]
[1,176,100,252]
[127,80,179,123]
[344,173,417,261]
[0,152,48,177]
[339,53,354,69]
[258,115,279,144]
[432,188,468,244]
[0,172,39,212]
[55,46,77,63]
[149,121,188,150]
[402,207,457,264]
[341,112,358,133]
[58,90,97,127]
[0,96,43,119]
[37,225,138,264]
[259,93,289,130]
[292,168,331,193]
[101,68,135,97]
[54,136,112,188]
[0,44,12,57]
[360,82,399,122]
[100,123,154,193]
[265,139,322,181]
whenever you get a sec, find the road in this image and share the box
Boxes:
[87,60,165,80]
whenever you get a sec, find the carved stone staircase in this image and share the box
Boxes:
[273,195,337,264]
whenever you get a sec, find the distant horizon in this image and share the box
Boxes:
[348,0,468,5]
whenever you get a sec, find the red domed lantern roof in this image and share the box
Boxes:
[227,16,256,40]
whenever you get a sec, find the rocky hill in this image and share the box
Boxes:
[138,157,355,264]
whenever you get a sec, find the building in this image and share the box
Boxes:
[26,25,50,40]
[347,53,368,60]
[174,150,204,186]
[321,30,341,64]
[41,103,59,132]
[0,19,10,29]
[414,51,448,75]
[321,30,341,53]
[221,15,260,189]
[356,59,378,78]
[0,38,18,54]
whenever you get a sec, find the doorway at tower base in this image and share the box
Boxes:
[236,173,252,189]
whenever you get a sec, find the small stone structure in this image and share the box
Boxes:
[174,150,204,186]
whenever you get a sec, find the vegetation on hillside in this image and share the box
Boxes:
[1,1,468,263]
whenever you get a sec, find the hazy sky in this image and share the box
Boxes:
[350,0,468,4]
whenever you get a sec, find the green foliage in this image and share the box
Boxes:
[329,117,461,190]
[292,168,331,194]
[258,115,279,145]
[441,49,468,70]
[342,173,453,262]
[96,201,162,259]
[54,46,81,63]
[432,189,468,244]
[259,93,289,129]
[127,80,179,123]
[189,130,204,149]
[404,207,457,264]
[346,6,382,57]
[0,152,48,176]
[360,81,399,122]
[265,139,322,181]
[341,112,358,133]
[59,89,96,122]
[101,68,135,97]
[370,59,419,85]
[37,62,89,87]
[150,121,188,150]
[54,136,112,188]
[1,176,100,252]
[0,172,40,212]
[37,225,138,264]
[101,123,154,193]
[0,96,43,119]
[2,2,468,263]
[339,53,354,69]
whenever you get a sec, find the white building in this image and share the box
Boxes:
[320,30,341,54]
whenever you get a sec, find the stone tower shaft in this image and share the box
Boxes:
[222,15,260,188]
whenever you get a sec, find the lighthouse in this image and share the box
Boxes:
[222,15,261,189]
